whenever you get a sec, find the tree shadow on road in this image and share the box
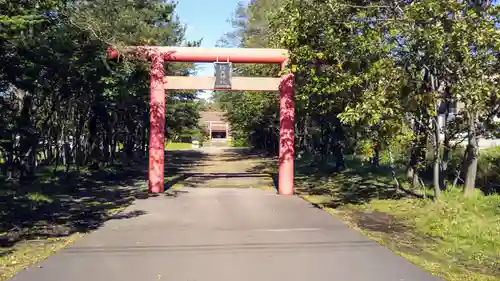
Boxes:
[163,150,209,189]
[243,153,407,208]
[163,148,276,192]
[216,148,274,162]
[164,172,276,192]
[0,150,208,248]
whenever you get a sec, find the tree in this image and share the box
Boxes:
[220,0,500,198]
[0,0,203,180]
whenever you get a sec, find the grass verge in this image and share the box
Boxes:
[0,234,82,279]
[165,142,194,150]
[0,165,144,280]
[251,158,500,281]
[1,150,206,280]
[0,204,128,280]
[337,190,500,281]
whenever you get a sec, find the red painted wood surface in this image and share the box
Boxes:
[108,46,288,64]
[278,73,295,195]
[148,55,166,193]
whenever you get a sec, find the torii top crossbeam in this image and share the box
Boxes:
[108,46,289,65]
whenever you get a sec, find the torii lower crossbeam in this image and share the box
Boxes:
[108,46,294,195]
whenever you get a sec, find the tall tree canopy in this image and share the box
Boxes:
[0,0,203,179]
[217,0,500,198]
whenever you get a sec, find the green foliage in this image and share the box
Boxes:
[65,0,190,47]
[165,142,193,150]
[219,2,500,276]
[166,92,203,142]
[230,138,249,148]
[197,126,209,145]
[0,1,205,276]
[0,0,57,38]
[477,146,500,194]
[213,0,284,154]
[220,0,500,197]
[0,0,202,178]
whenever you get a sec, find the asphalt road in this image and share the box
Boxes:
[10,188,442,281]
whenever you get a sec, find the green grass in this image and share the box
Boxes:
[24,192,54,203]
[252,158,500,281]
[0,150,206,280]
[0,204,129,281]
[0,163,143,280]
[165,142,195,150]
[0,234,83,280]
[0,201,129,281]
[337,190,500,281]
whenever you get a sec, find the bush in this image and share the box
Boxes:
[379,141,500,194]
[231,138,249,147]
[426,145,500,194]
[477,146,500,194]
[197,129,209,145]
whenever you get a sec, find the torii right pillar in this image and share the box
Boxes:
[278,73,294,195]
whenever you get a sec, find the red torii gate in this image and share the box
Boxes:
[107,46,294,195]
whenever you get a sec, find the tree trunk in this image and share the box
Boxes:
[407,146,420,189]
[6,134,14,179]
[464,111,478,196]
[303,116,310,154]
[408,120,427,189]
[64,132,71,174]
[53,128,60,176]
[432,116,441,200]
[333,117,345,170]
[61,126,67,167]
[141,126,147,157]
[74,127,81,171]
[441,134,450,190]
[47,129,53,165]
[372,143,380,167]
[29,138,37,178]
[111,130,117,164]
[440,92,452,190]
[320,118,327,163]
[406,119,418,185]
[103,132,110,164]
[452,141,469,189]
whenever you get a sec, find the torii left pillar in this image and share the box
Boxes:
[149,55,166,193]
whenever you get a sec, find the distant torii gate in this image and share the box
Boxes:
[107,46,294,195]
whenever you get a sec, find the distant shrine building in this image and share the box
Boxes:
[200,111,231,143]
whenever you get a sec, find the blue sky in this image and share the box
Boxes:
[175,0,247,100]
